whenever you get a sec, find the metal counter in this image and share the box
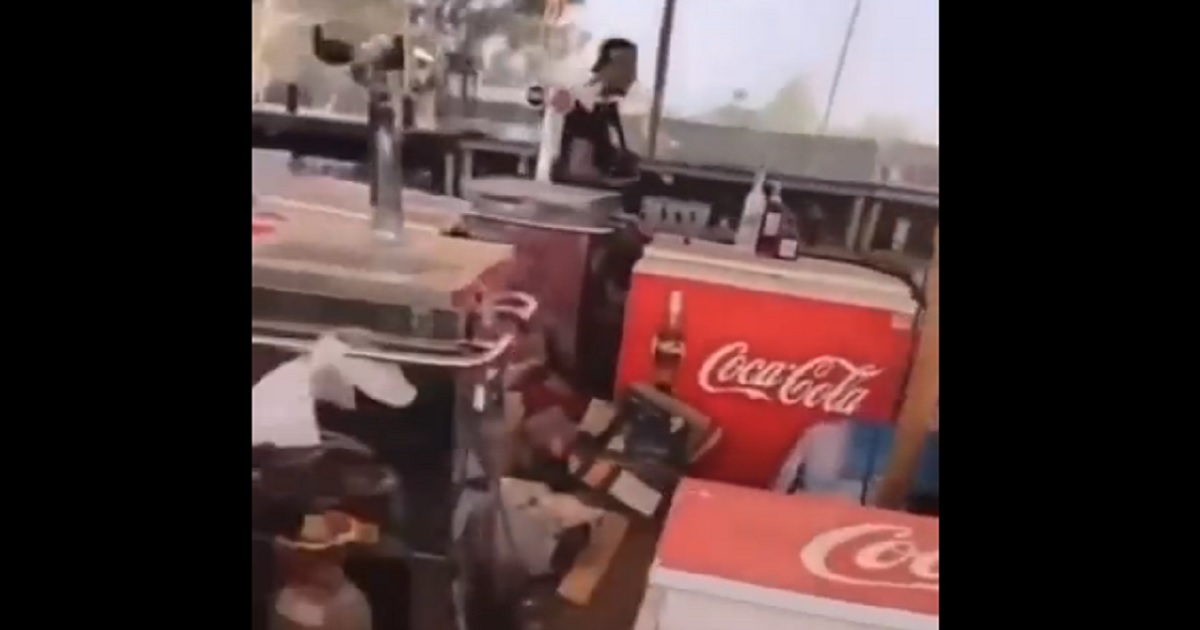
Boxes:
[252,199,528,630]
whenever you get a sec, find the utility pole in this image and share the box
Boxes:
[819,0,863,134]
[646,0,678,158]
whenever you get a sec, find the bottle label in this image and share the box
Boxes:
[653,338,686,356]
[762,213,782,236]
[778,238,799,259]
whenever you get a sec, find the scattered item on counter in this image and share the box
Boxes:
[252,436,398,539]
[565,439,666,518]
[253,218,278,241]
[621,387,690,468]
[278,510,380,550]
[454,473,614,630]
[554,384,723,518]
[577,387,719,467]
[627,384,721,465]
[578,398,618,438]
[501,337,718,520]
[523,405,579,458]
[253,330,419,448]
[253,358,322,448]
[556,510,630,605]
[454,477,604,578]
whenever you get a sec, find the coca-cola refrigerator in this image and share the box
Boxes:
[616,237,919,488]
[633,478,938,630]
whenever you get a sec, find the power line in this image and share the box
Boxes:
[819,0,863,134]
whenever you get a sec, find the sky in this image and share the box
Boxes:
[574,0,939,144]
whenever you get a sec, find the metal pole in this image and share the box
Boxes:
[370,9,413,241]
[874,226,939,509]
[819,0,863,134]
[646,0,679,159]
[369,72,406,239]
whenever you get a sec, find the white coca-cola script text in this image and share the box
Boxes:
[799,524,938,591]
[696,342,881,414]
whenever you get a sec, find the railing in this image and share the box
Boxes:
[251,106,938,267]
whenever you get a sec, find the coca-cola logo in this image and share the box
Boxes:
[799,524,938,591]
[697,342,882,414]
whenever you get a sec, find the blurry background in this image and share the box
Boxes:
[251,0,938,186]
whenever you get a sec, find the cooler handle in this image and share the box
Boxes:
[251,330,516,368]
[485,290,537,323]
[251,291,539,368]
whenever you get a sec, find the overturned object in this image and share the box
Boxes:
[454,476,605,630]
[563,385,723,518]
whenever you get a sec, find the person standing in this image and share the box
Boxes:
[552,37,661,215]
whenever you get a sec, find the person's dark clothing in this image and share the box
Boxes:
[555,100,628,179]
[551,97,659,215]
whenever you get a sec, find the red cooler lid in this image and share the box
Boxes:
[653,479,938,628]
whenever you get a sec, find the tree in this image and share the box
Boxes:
[252,0,589,109]
[428,0,586,54]
[755,77,819,134]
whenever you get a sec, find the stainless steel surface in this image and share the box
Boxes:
[462,177,624,234]
[463,177,624,211]
[372,120,406,236]
[251,331,517,368]
[253,199,510,308]
[250,291,537,368]
[369,70,408,239]
[252,149,473,228]
[465,203,615,235]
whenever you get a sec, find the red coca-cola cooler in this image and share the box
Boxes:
[616,237,918,488]
[634,478,937,630]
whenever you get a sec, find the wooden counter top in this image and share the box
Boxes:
[253,196,511,310]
